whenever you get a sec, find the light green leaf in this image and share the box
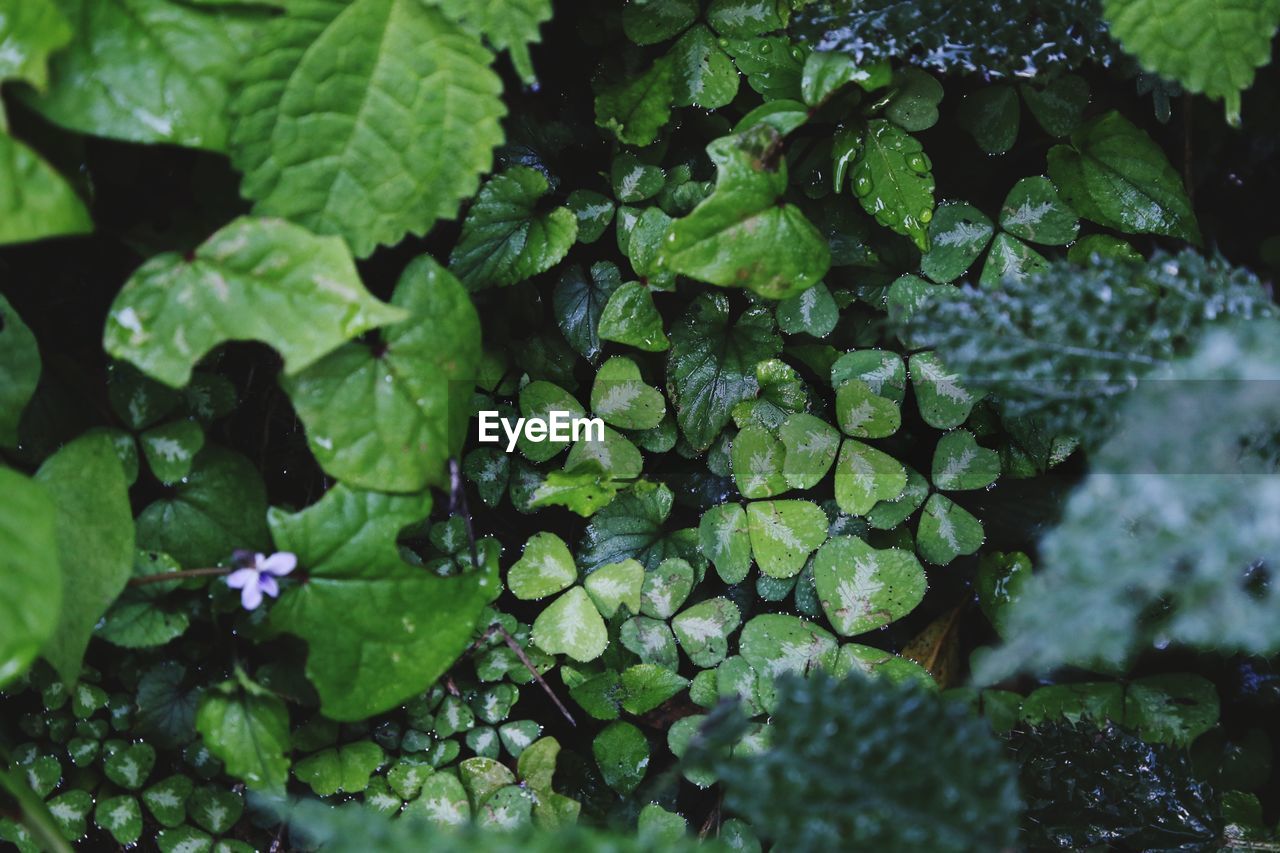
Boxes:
[956,85,1019,154]
[699,503,752,584]
[833,644,935,687]
[919,202,993,284]
[136,446,269,568]
[999,176,1079,245]
[281,255,479,492]
[849,119,935,251]
[425,0,552,83]
[732,422,787,498]
[867,466,929,531]
[831,350,906,403]
[595,54,676,147]
[26,0,264,150]
[269,485,497,719]
[834,439,906,516]
[35,433,134,685]
[450,167,577,289]
[0,0,71,91]
[0,295,40,446]
[620,616,679,668]
[909,352,980,430]
[231,0,505,256]
[1104,0,1280,123]
[746,499,827,579]
[140,420,205,485]
[597,282,669,352]
[779,412,840,490]
[508,532,577,601]
[932,430,1000,491]
[0,468,58,688]
[917,493,984,565]
[591,356,666,430]
[775,281,838,338]
[194,676,290,792]
[584,559,645,618]
[620,664,689,714]
[105,216,404,388]
[641,558,695,619]
[813,536,926,636]
[667,292,781,451]
[673,597,741,667]
[835,379,900,438]
[295,742,385,797]
[0,131,92,246]
[531,586,608,662]
[801,51,888,106]
[517,381,583,463]
[1047,110,1201,243]
[670,24,740,109]
[94,795,142,845]
[978,232,1049,288]
[661,126,830,299]
[739,613,838,678]
[404,773,470,826]
[592,721,649,795]
[532,465,622,517]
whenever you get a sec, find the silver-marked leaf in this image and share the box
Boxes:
[620,616,680,669]
[584,559,644,618]
[699,503,752,584]
[404,772,470,826]
[919,202,993,284]
[775,281,838,338]
[597,282,669,352]
[139,420,204,485]
[612,153,665,204]
[746,499,828,579]
[732,358,807,430]
[450,167,577,289]
[831,350,906,403]
[813,536,926,636]
[141,775,193,828]
[567,190,615,244]
[105,217,404,388]
[591,357,666,430]
[836,379,900,438]
[103,742,155,791]
[517,381,584,462]
[672,597,741,667]
[95,794,142,845]
[739,613,838,678]
[731,422,787,498]
[670,24,739,109]
[464,448,509,508]
[566,426,643,480]
[849,119,935,251]
[999,176,1079,245]
[834,439,906,516]
[779,413,840,490]
[910,351,980,429]
[641,558,695,619]
[531,586,608,663]
[188,786,243,835]
[508,532,576,601]
[834,643,935,687]
[281,256,479,492]
[917,493,984,565]
[979,232,1050,289]
[932,430,1000,491]
[46,790,92,840]
[867,466,929,530]
[231,0,505,257]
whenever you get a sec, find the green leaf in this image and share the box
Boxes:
[269,484,497,719]
[35,433,134,685]
[667,292,781,451]
[141,775,193,828]
[1046,110,1201,243]
[584,559,645,618]
[801,51,887,106]
[0,131,92,246]
[94,795,142,845]
[295,742,385,796]
[105,216,403,388]
[554,262,621,364]
[1104,0,1280,123]
[567,190,616,244]
[739,613,838,677]
[831,350,906,403]
[620,664,689,714]
[746,499,827,579]
[660,126,830,299]
[0,468,58,688]
[97,551,191,649]
[849,119,935,251]
[884,68,944,132]
[194,675,290,792]
[578,481,703,572]
[450,167,577,289]
[46,790,91,841]
[592,721,649,795]
[641,558,695,619]
[139,420,205,485]
[25,0,264,150]
[835,379,900,438]
[231,0,505,256]
[956,85,1019,154]
[813,536,926,636]
[932,430,1000,491]
[531,465,622,517]
[775,281,838,338]
[978,232,1049,289]
[999,176,1079,245]
[0,0,71,91]
[187,786,243,835]
[103,743,155,791]
[425,0,552,83]
[622,0,697,44]
[731,423,787,498]
[672,597,741,667]
[707,0,786,36]
[508,532,577,601]
[595,54,676,147]
[0,295,40,446]
[699,503,752,584]
[917,493,984,566]
[732,358,807,430]
[531,586,608,662]
[517,381,584,462]
[1020,74,1090,137]
[597,283,669,352]
[834,439,906,516]
[778,413,840,490]
[724,35,806,101]
[907,352,977,430]
[280,256,479,493]
[591,357,666,430]
[867,466,929,530]
[136,446,269,568]
[669,24,740,109]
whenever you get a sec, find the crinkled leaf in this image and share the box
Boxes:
[595,54,676,147]
[426,0,552,83]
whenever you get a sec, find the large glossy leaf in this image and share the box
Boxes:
[104,216,404,388]
[0,294,40,445]
[660,126,830,299]
[849,119,935,251]
[0,468,59,688]
[25,0,266,149]
[595,54,676,147]
[230,0,506,256]
[667,292,780,452]
[282,256,480,492]
[0,131,91,246]
[194,674,290,792]
[0,0,71,91]
[553,262,621,363]
[34,432,134,685]
[269,484,497,720]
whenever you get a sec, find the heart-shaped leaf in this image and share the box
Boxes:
[779,413,840,490]
[999,176,1079,245]
[139,419,205,485]
[584,559,645,618]
[598,282,670,352]
[813,536,927,636]
[531,586,608,663]
[141,774,193,828]
[834,439,907,516]
[620,664,689,714]
[910,352,980,430]
[194,675,290,793]
[188,785,243,835]
[404,772,470,826]
[917,493,984,565]
[104,742,155,791]
[94,794,142,845]
[294,741,385,797]
[775,281,838,338]
[932,430,1001,491]
[0,468,59,689]
[746,500,828,579]
[836,379,901,438]
[867,466,930,530]
[699,503,752,584]
[508,532,577,601]
[979,232,1049,289]
[641,558,696,619]
[620,617,680,669]
[731,423,787,498]
[920,201,994,284]
[593,721,649,795]
[740,613,838,678]
[673,597,741,667]
[591,357,666,430]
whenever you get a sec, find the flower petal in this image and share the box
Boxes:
[260,551,297,577]
[240,582,264,611]
[225,568,259,590]
[258,575,280,599]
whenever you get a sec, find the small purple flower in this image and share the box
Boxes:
[226,552,296,610]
